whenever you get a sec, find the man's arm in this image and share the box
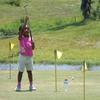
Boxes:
[18,16,29,40]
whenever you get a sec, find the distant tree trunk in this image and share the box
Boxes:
[81,0,92,20]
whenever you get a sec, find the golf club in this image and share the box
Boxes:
[23,5,33,42]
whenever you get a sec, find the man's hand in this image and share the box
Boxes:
[32,41,35,50]
[24,16,29,24]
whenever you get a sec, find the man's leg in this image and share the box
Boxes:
[16,71,23,91]
[18,71,23,84]
[27,71,36,91]
[27,71,33,86]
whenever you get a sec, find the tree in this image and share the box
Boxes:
[81,0,92,20]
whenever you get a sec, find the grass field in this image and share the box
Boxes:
[0,1,100,100]
[0,70,100,100]
[0,0,100,65]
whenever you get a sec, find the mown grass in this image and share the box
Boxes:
[0,70,100,100]
[0,0,100,65]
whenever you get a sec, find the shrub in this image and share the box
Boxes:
[9,0,21,7]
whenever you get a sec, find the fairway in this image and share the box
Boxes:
[0,70,100,100]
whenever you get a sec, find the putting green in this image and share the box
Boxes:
[0,70,100,100]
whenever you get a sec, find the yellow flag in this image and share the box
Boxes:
[56,50,63,59]
[9,42,15,50]
[81,61,88,71]
[11,43,15,50]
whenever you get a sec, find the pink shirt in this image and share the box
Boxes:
[19,36,33,56]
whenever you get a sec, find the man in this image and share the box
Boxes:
[16,16,36,91]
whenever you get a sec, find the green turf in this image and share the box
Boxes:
[0,0,100,65]
[0,70,100,100]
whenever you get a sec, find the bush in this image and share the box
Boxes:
[9,0,21,7]
[0,21,20,37]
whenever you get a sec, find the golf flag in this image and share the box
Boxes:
[81,61,88,71]
[54,50,63,92]
[9,42,15,50]
[56,50,63,59]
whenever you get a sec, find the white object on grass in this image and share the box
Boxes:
[64,79,69,92]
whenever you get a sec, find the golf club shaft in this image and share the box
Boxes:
[24,5,33,41]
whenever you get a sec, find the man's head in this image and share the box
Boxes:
[23,25,30,37]
[19,24,30,37]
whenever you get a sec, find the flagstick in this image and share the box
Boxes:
[83,61,86,100]
[9,63,11,79]
[9,41,11,79]
[54,50,57,92]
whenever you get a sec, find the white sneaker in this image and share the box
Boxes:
[29,85,36,91]
[16,85,21,91]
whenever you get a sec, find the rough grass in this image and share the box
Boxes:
[0,0,100,64]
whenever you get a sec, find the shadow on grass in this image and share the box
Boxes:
[0,34,17,40]
[47,20,86,31]
[15,90,34,92]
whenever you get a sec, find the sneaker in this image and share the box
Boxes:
[16,85,21,91]
[29,85,36,91]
